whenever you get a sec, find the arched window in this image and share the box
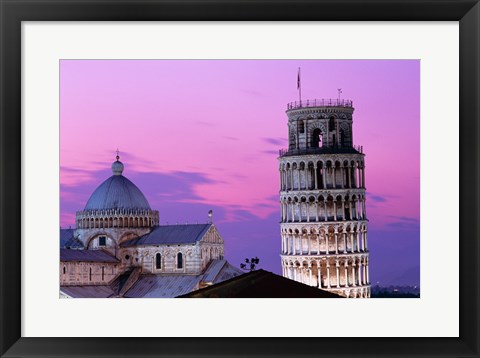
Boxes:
[102,267,105,281]
[329,116,336,131]
[299,121,305,133]
[177,252,183,269]
[155,253,162,269]
[63,266,66,275]
[340,129,346,147]
[89,267,92,281]
[311,128,322,147]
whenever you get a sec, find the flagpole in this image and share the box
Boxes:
[297,67,302,104]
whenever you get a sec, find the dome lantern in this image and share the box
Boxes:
[112,160,124,176]
[112,150,124,176]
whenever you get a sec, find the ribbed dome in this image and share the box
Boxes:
[84,159,151,211]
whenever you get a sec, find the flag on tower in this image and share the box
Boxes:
[297,68,301,89]
[297,67,302,102]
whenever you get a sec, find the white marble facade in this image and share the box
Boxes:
[279,99,371,298]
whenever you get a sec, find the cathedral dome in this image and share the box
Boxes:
[84,158,151,211]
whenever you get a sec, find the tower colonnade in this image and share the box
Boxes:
[280,254,370,298]
[279,156,365,191]
[280,222,368,255]
[278,98,370,298]
[280,191,367,223]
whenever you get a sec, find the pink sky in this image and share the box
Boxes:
[60,60,420,285]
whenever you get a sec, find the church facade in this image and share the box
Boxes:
[60,155,243,298]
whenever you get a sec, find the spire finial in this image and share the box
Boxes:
[208,210,213,224]
[116,148,120,161]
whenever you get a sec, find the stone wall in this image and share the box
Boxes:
[60,261,119,286]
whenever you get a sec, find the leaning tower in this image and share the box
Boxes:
[278,98,370,298]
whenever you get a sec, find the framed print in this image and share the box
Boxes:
[1,0,479,357]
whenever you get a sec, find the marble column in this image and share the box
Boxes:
[344,261,349,287]
[308,265,313,286]
[335,261,340,287]
[317,261,322,288]
[334,231,339,254]
[326,262,331,288]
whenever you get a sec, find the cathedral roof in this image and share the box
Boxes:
[60,285,116,298]
[60,229,84,249]
[200,259,244,284]
[122,260,242,298]
[120,223,212,247]
[123,274,202,298]
[84,158,151,211]
[60,248,119,263]
[60,228,75,247]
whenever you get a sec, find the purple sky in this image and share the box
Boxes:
[60,60,420,286]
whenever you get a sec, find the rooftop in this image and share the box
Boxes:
[287,98,353,111]
[179,269,343,298]
[60,249,119,263]
[122,260,242,298]
[60,228,84,249]
[120,223,212,247]
[60,285,116,298]
[60,228,75,247]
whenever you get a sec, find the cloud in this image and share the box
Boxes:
[389,216,418,223]
[261,150,280,156]
[369,194,388,203]
[60,166,92,173]
[194,120,215,127]
[385,216,420,230]
[262,137,287,146]
[366,192,400,204]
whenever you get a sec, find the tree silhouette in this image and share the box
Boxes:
[240,256,260,271]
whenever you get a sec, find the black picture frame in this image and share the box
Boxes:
[1,1,479,357]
